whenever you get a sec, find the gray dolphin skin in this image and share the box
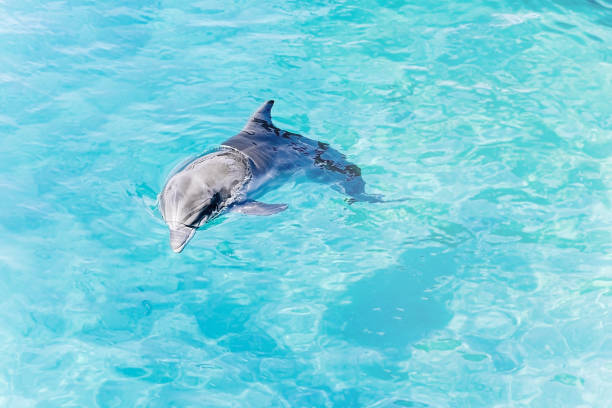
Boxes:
[159,100,382,253]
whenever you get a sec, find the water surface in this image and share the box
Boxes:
[1,0,611,406]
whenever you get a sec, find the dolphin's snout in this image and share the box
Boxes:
[168,224,195,253]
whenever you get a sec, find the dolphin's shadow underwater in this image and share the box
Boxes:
[159,100,383,252]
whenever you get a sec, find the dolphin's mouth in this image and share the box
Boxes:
[168,224,196,253]
[164,196,224,253]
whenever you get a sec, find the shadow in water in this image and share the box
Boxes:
[324,247,455,351]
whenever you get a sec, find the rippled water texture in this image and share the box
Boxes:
[1,0,611,406]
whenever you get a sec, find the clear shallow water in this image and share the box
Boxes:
[1,0,611,406]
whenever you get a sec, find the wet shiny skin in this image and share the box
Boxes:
[160,100,381,253]
[160,150,249,252]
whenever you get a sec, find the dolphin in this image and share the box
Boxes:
[159,100,382,252]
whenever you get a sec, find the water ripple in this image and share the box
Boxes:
[1,0,611,406]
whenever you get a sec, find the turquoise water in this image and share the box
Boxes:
[1,0,611,406]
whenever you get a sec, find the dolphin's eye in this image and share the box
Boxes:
[183,192,222,228]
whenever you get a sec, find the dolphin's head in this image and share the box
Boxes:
[159,172,223,253]
[159,151,249,253]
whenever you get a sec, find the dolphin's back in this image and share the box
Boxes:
[222,100,380,202]
[221,100,303,177]
[221,130,281,177]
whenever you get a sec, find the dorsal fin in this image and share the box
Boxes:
[243,100,275,131]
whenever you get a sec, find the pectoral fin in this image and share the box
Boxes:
[231,200,288,216]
